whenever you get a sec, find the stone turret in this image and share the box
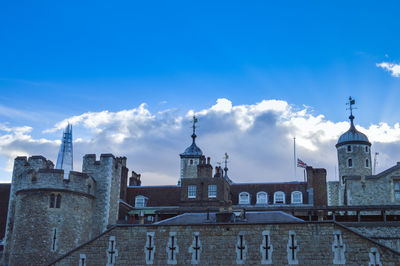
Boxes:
[336,97,372,205]
[2,153,125,266]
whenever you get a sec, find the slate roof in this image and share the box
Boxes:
[126,185,181,207]
[230,182,309,205]
[0,183,11,239]
[154,211,304,225]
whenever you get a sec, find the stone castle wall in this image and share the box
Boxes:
[327,181,339,206]
[51,222,400,265]
[2,156,97,266]
[82,154,122,236]
[9,190,94,266]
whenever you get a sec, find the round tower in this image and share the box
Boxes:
[336,98,372,204]
[179,116,203,180]
[3,156,95,266]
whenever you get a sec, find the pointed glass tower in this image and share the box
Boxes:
[56,124,73,179]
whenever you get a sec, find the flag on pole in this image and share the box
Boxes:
[297,158,307,168]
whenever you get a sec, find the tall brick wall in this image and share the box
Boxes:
[51,222,400,265]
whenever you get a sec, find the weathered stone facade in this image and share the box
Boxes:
[2,154,125,266]
[50,222,400,265]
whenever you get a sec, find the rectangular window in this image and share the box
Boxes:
[188,185,196,198]
[394,181,400,200]
[208,185,217,198]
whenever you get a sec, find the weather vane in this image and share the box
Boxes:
[192,115,198,134]
[346,96,356,116]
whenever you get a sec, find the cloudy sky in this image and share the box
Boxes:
[1,1,400,184]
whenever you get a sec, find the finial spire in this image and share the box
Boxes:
[224,152,229,178]
[191,115,198,143]
[347,96,356,128]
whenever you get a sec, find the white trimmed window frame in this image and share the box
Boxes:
[208,185,217,198]
[256,191,268,204]
[135,195,148,207]
[274,191,285,204]
[291,191,303,204]
[239,192,250,205]
[188,185,197,199]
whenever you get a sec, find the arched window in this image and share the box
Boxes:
[347,145,352,152]
[49,193,55,208]
[256,191,268,204]
[135,195,148,207]
[274,191,285,204]
[291,191,303,204]
[365,146,369,153]
[56,194,62,208]
[239,192,250,204]
[348,158,353,168]
[365,159,369,168]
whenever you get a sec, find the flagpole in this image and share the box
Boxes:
[293,137,296,179]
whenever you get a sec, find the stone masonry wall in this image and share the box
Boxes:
[52,222,400,266]
[327,181,339,206]
[2,156,54,264]
[83,154,121,236]
[348,224,400,252]
[9,190,94,266]
[347,167,400,206]
[337,144,372,179]
[180,157,200,179]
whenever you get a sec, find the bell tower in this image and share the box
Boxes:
[179,116,203,181]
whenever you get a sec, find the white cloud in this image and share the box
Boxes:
[376,62,400,77]
[1,98,400,185]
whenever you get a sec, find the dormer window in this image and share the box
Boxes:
[239,192,250,204]
[256,192,268,204]
[135,195,148,207]
[347,158,353,168]
[188,185,197,198]
[347,145,352,152]
[274,191,285,204]
[291,191,303,204]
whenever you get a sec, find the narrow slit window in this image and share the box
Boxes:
[348,158,353,168]
[56,194,61,208]
[50,194,55,208]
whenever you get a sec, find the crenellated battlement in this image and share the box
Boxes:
[12,156,95,197]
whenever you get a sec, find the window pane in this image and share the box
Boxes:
[274,192,285,204]
[395,182,400,191]
[292,192,302,204]
[396,192,400,200]
[257,192,267,204]
[50,194,55,208]
[208,185,217,198]
[239,193,249,204]
[188,185,196,198]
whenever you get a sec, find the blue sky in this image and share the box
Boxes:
[0,1,400,183]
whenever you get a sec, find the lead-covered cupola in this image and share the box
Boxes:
[179,116,203,180]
